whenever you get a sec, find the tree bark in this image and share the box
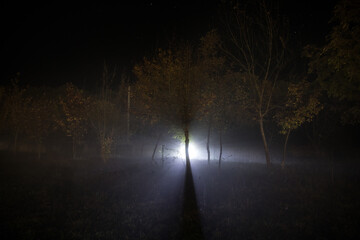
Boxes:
[72,137,76,160]
[259,119,271,167]
[219,130,223,169]
[151,133,162,162]
[207,122,211,165]
[161,144,165,167]
[37,139,42,160]
[127,85,131,143]
[185,127,190,167]
[282,129,291,169]
[13,129,19,154]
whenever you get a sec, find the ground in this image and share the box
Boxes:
[1,151,360,239]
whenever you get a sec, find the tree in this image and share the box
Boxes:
[305,0,360,124]
[222,0,288,167]
[199,71,239,167]
[88,65,127,161]
[2,78,31,153]
[198,29,231,165]
[57,83,91,159]
[274,80,322,168]
[0,86,4,106]
[0,86,5,133]
[24,92,56,159]
[134,44,205,165]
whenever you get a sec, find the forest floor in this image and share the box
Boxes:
[1,151,360,240]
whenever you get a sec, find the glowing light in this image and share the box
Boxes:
[178,142,201,160]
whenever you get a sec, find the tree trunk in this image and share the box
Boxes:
[37,139,42,160]
[151,133,162,162]
[13,130,19,154]
[161,144,165,167]
[259,119,271,167]
[185,128,190,167]
[72,137,76,160]
[219,130,223,169]
[127,85,131,143]
[140,144,144,157]
[282,129,291,169]
[207,122,211,165]
[99,133,105,162]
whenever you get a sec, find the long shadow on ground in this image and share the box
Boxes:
[181,161,203,240]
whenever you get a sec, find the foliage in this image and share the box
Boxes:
[2,78,31,151]
[197,29,223,122]
[134,47,202,122]
[0,86,4,104]
[57,82,91,158]
[275,80,323,134]
[24,92,57,158]
[134,43,207,163]
[89,98,117,158]
[0,85,5,132]
[88,65,127,161]
[197,30,238,131]
[168,127,186,142]
[305,0,360,124]
[274,79,323,167]
[134,45,204,128]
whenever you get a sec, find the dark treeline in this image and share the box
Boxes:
[0,0,359,166]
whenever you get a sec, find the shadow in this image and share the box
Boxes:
[181,161,204,240]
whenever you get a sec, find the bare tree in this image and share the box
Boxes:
[222,0,288,167]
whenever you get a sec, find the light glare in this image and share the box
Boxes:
[178,142,201,160]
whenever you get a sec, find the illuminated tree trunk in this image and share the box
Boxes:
[206,121,211,164]
[259,118,271,167]
[218,130,223,168]
[161,144,165,167]
[282,129,291,169]
[151,133,162,163]
[185,128,190,167]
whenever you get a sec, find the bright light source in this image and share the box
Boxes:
[178,142,201,160]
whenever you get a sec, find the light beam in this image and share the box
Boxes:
[178,142,201,160]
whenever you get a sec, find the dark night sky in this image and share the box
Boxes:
[1,0,338,88]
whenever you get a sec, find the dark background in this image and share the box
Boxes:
[2,2,360,239]
[1,0,338,87]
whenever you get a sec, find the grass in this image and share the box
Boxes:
[192,161,360,239]
[1,152,360,239]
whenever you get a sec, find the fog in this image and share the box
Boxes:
[1,119,360,240]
